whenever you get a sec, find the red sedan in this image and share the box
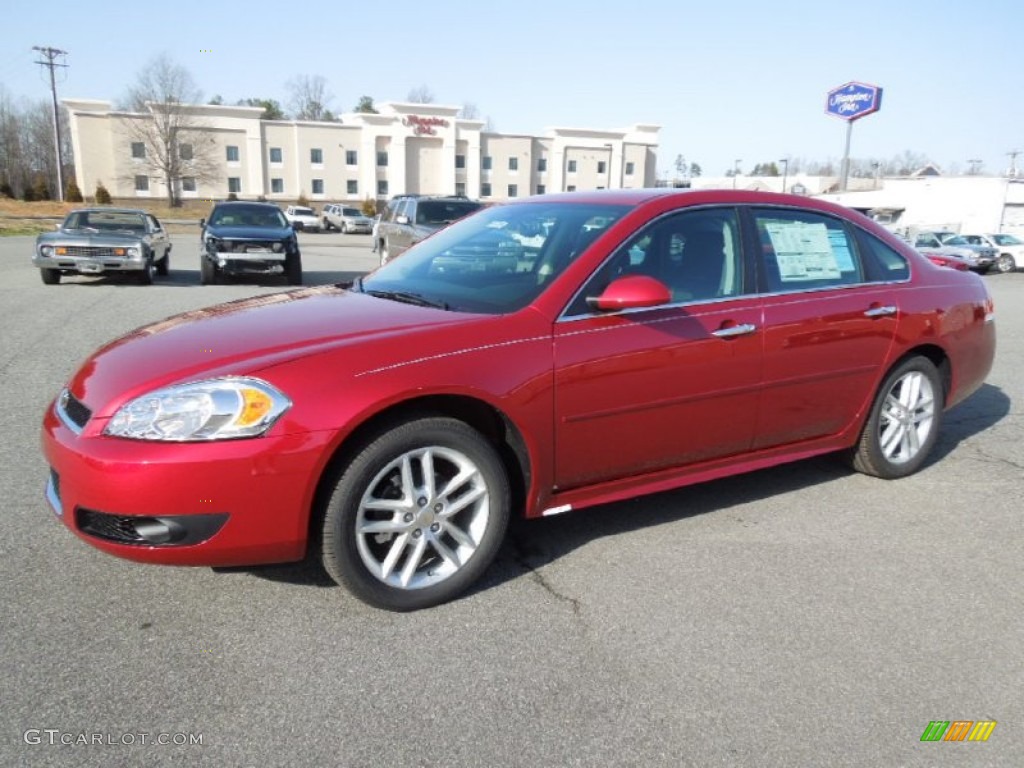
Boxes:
[42,190,996,610]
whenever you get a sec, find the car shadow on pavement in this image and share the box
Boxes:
[223,386,1012,601]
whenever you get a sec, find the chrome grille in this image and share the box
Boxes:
[57,246,126,258]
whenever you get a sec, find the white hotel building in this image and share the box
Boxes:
[63,99,660,205]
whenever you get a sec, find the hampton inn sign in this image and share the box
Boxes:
[402,115,450,136]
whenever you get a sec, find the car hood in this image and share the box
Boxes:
[204,225,293,240]
[68,286,478,417]
[37,229,146,245]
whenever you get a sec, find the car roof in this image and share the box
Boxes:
[68,208,149,215]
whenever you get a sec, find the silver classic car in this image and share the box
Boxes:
[33,208,171,285]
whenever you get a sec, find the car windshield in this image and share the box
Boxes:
[343,208,362,217]
[65,211,146,232]
[992,234,1023,245]
[209,205,288,228]
[415,200,483,226]
[942,235,969,246]
[362,201,630,314]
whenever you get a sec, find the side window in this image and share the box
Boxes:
[564,208,744,316]
[752,208,863,292]
[147,215,162,232]
[856,230,910,282]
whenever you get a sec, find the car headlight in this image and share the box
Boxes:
[104,377,291,441]
[127,246,141,258]
[39,245,54,257]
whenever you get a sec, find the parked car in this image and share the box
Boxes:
[376,195,483,264]
[961,233,1023,274]
[283,205,321,232]
[41,190,996,611]
[322,204,374,234]
[913,231,997,273]
[199,201,302,285]
[33,208,170,285]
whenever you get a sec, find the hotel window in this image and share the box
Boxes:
[226,145,240,162]
[507,184,518,198]
[455,154,466,169]
[377,179,388,196]
[508,157,518,171]
[567,160,577,173]
[377,151,388,167]
[310,148,323,164]
[625,161,635,175]
[537,157,547,172]
[131,142,145,159]
[271,178,284,193]
[481,182,492,197]
[566,185,576,192]
[536,184,546,195]
[347,180,358,195]
[134,175,149,191]
[312,179,324,194]
[182,177,196,192]
[179,143,193,161]
[346,150,357,165]
[455,182,466,196]
[269,147,282,163]
[482,155,492,170]
[228,177,241,193]
[597,161,607,174]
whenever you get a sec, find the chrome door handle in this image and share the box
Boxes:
[712,323,757,338]
[864,305,898,318]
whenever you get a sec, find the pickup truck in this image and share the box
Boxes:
[912,231,996,274]
[283,205,321,232]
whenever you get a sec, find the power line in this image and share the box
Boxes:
[32,46,68,201]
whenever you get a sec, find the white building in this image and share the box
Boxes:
[63,99,660,205]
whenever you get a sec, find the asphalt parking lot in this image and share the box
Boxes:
[1,230,1021,767]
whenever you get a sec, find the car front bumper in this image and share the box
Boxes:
[41,399,332,567]
[33,253,147,274]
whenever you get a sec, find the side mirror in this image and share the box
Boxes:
[586,275,671,312]
[396,214,410,225]
[199,218,206,228]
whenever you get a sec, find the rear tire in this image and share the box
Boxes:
[40,269,60,285]
[850,356,943,479]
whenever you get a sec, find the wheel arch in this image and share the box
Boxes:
[889,343,951,406]
[307,394,531,551]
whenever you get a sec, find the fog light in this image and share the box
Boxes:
[133,517,187,544]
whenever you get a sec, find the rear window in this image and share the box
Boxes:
[343,208,362,216]
[415,201,483,226]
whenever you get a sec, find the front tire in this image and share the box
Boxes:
[200,256,218,285]
[321,417,511,611]
[286,252,303,285]
[136,256,156,285]
[850,356,943,479]
[40,268,60,285]
[156,253,170,276]
[995,253,1016,273]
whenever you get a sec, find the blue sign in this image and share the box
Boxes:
[826,82,883,122]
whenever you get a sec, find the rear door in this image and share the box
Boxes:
[748,207,902,449]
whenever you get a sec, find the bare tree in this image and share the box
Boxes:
[406,85,435,104]
[287,75,334,121]
[119,55,219,206]
[0,86,74,199]
[458,102,480,119]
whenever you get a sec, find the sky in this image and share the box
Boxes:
[3,0,1023,177]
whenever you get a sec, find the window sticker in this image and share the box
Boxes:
[764,220,842,281]
[827,229,856,272]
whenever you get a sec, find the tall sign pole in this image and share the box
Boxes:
[825,81,883,191]
[33,46,69,202]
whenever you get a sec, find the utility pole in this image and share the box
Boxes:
[33,46,68,201]
[1007,150,1021,179]
[967,158,982,176]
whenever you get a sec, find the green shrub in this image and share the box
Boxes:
[360,197,377,216]
[95,182,112,204]
[297,191,309,207]
[65,180,84,202]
